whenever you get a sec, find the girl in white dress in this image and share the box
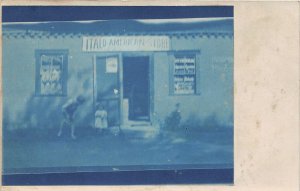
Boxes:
[95,104,108,133]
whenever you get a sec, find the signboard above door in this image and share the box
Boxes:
[82,36,170,52]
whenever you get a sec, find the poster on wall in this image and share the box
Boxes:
[106,57,118,73]
[173,56,196,94]
[39,55,63,95]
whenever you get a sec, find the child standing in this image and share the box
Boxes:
[95,104,108,133]
[164,103,182,130]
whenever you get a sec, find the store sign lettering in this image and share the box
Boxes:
[82,36,170,52]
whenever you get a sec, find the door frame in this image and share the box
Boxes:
[93,53,123,126]
[121,52,154,125]
[93,52,154,126]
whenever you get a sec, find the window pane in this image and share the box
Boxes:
[39,54,64,95]
[173,55,196,95]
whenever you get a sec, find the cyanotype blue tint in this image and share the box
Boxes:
[2,6,233,22]
[2,7,233,185]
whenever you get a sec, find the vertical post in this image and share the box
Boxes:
[93,54,97,127]
[149,54,154,125]
[34,51,40,96]
[118,53,124,127]
[168,53,175,95]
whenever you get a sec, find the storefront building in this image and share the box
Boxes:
[2,19,233,130]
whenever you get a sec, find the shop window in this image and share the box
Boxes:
[171,53,197,95]
[35,50,68,96]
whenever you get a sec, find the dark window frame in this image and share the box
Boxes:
[35,49,68,97]
[169,51,200,96]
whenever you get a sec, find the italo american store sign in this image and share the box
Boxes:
[82,36,170,52]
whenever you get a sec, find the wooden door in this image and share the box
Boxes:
[95,56,120,126]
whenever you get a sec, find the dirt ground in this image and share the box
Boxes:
[3,126,233,174]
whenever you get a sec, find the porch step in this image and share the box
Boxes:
[120,124,160,140]
[123,120,151,127]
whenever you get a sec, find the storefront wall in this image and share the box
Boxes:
[153,36,233,127]
[3,35,95,130]
[3,33,233,130]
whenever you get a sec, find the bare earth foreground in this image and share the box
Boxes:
[3,126,233,173]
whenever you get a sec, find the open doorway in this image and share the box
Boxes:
[123,56,150,124]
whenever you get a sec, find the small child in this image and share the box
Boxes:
[170,103,181,129]
[95,104,108,133]
[164,103,182,130]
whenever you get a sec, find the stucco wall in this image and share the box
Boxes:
[3,34,233,130]
[3,36,96,130]
[153,36,233,127]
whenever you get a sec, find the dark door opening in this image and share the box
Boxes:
[123,56,150,122]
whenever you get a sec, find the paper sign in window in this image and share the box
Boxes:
[40,55,63,95]
[106,57,118,73]
[173,55,196,95]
